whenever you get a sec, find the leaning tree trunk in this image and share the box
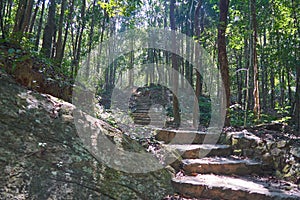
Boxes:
[217,0,230,127]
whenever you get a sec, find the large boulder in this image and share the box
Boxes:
[0,70,173,199]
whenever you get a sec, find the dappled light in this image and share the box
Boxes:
[0,0,300,199]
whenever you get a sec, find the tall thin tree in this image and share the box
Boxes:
[250,0,260,119]
[217,0,230,126]
[170,0,181,127]
[41,0,56,58]
[193,0,202,128]
[54,0,66,65]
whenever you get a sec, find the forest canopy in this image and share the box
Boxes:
[0,0,299,132]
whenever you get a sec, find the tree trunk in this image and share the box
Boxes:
[12,0,27,34]
[287,67,292,107]
[270,66,275,109]
[74,0,86,78]
[41,0,56,58]
[62,0,75,70]
[108,18,116,87]
[185,13,193,86]
[294,67,300,133]
[34,0,45,50]
[250,0,260,119]
[128,39,134,87]
[85,0,97,78]
[235,51,243,105]
[180,38,184,89]
[11,0,34,35]
[170,0,180,127]
[0,0,5,38]
[260,28,267,111]
[280,68,285,107]
[218,0,230,127]
[292,0,300,134]
[54,0,66,65]
[29,0,41,33]
[193,0,202,128]
[243,37,249,110]
[22,0,34,33]
[96,12,108,73]
[4,0,13,34]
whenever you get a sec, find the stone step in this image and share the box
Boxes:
[133,122,167,127]
[172,174,300,200]
[133,121,156,125]
[130,103,154,106]
[133,119,165,123]
[133,118,165,122]
[131,113,164,118]
[132,117,164,122]
[130,107,148,110]
[182,156,264,175]
[154,129,220,144]
[131,110,160,113]
[130,108,166,112]
[164,144,231,159]
[130,110,165,114]
[130,105,152,108]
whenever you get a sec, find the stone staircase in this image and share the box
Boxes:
[154,129,300,200]
[128,84,176,127]
[130,101,167,126]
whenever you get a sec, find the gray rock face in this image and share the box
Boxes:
[0,71,173,200]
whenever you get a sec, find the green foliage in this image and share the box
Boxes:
[229,104,244,127]
[3,44,31,72]
[274,104,292,123]
[0,0,298,130]
[98,0,141,17]
[229,105,292,127]
[199,96,211,127]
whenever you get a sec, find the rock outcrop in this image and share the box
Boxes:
[0,70,173,199]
